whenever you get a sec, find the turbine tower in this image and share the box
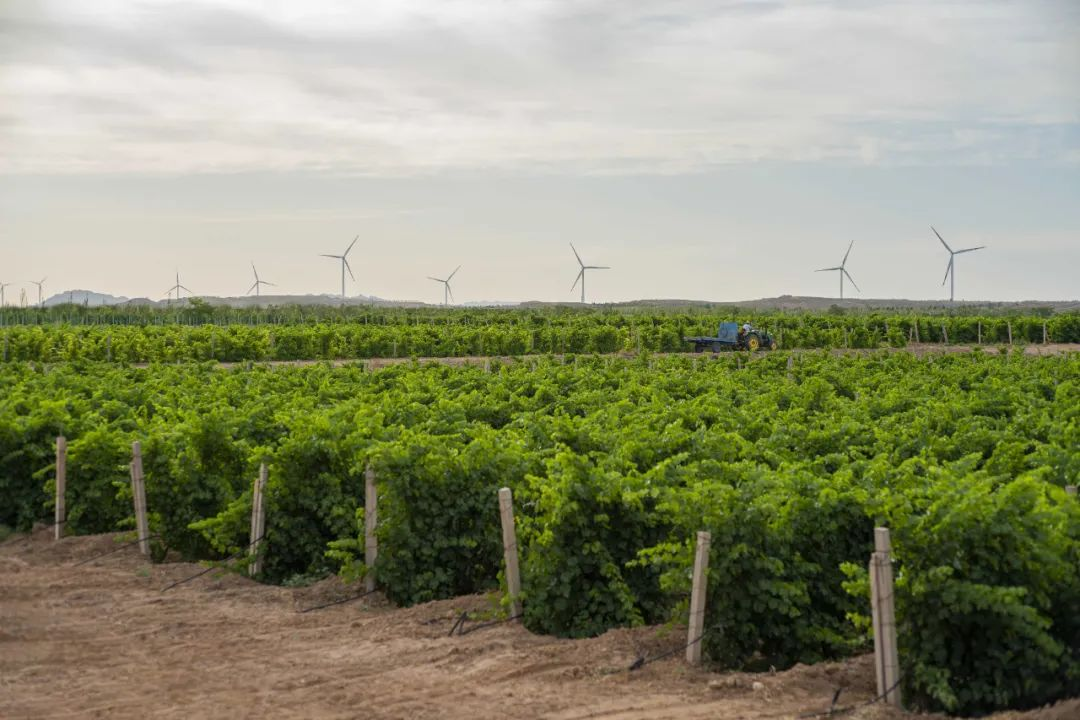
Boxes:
[30,277,46,307]
[427,265,460,306]
[0,281,9,307]
[932,227,985,303]
[569,243,609,304]
[164,271,192,303]
[815,240,859,299]
[247,263,276,297]
[321,236,358,299]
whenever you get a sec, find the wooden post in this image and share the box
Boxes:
[364,464,377,592]
[913,320,919,343]
[1007,322,1013,345]
[54,436,66,540]
[130,441,150,556]
[1043,322,1048,345]
[249,463,268,577]
[1066,485,1077,497]
[687,530,711,665]
[786,355,794,381]
[977,321,982,345]
[869,527,902,708]
[106,334,112,362]
[498,487,522,617]
[843,327,849,349]
[941,325,948,345]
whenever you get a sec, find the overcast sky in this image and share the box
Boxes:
[1,0,1078,303]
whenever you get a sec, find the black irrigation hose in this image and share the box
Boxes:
[627,633,704,672]
[297,588,379,614]
[454,613,524,637]
[71,533,160,567]
[796,675,904,719]
[159,533,266,593]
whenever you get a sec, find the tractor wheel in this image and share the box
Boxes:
[745,333,761,352]
[711,343,722,353]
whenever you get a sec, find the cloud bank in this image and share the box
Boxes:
[1,0,1077,175]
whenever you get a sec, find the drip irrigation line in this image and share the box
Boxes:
[159,532,266,593]
[297,588,379,614]
[455,613,524,637]
[71,533,160,567]
[627,633,705,672]
[448,611,468,637]
[796,675,904,719]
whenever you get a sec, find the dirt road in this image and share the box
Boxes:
[2,530,1076,720]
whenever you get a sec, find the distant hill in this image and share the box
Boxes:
[38,291,1077,313]
[43,290,129,307]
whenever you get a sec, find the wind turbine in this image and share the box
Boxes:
[569,243,609,304]
[247,263,276,297]
[164,271,192,303]
[815,240,859,299]
[932,227,985,302]
[321,235,358,299]
[0,282,9,307]
[29,277,46,307]
[427,265,460,306]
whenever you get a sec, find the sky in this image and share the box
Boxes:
[1,0,1078,304]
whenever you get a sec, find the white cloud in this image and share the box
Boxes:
[0,0,1077,175]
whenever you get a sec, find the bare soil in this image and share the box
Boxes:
[2,529,1077,720]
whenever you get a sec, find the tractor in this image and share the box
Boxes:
[684,322,778,353]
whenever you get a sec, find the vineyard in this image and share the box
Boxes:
[1,307,1078,362]
[2,346,1078,715]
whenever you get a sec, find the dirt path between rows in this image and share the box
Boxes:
[131,343,1080,371]
[2,530,1077,720]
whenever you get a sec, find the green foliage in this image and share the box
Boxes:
[0,348,1077,715]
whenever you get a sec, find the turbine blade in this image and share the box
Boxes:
[447,284,455,302]
[427,276,442,283]
[571,270,582,292]
[251,262,259,281]
[842,239,854,266]
[955,246,986,254]
[179,285,192,293]
[344,235,359,257]
[320,254,341,259]
[569,242,584,267]
[931,226,952,253]
[843,268,860,292]
[447,265,461,281]
[942,257,953,286]
[247,282,258,295]
[815,267,842,272]
[343,258,355,281]
[262,281,277,287]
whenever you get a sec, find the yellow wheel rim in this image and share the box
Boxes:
[747,336,760,351]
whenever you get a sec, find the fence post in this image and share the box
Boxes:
[1007,322,1013,345]
[941,325,948,345]
[977,321,982,345]
[870,527,902,707]
[913,319,920,343]
[498,487,522,617]
[55,436,67,540]
[130,441,150,556]
[364,464,378,592]
[1043,322,1048,345]
[249,463,268,577]
[1066,485,1077,497]
[786,355,794,381]
[687,530,711,665]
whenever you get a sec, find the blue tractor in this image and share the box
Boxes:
[684,322,778,353]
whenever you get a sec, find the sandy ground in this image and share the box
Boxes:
[2,529,1077,720]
